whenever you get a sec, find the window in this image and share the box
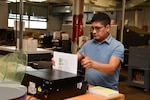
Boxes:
[8,13,47,29]
[29,16,47,29]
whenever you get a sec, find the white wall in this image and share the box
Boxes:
[138,7,150,31]
[47,15,63,32]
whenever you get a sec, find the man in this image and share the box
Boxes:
[77,12,124,90]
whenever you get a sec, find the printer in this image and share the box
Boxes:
[22,67,88,100]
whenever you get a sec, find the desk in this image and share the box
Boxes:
[26,85,125,100]
[0,46,53,54]
[65,92,124,100]
[0,46,53,62]
[26,92,124,100]
[66,85,124,100]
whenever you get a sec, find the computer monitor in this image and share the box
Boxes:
[42,35,53,48]
[0,29,15,45]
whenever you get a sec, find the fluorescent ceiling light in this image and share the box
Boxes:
[7,0,46,2]
[8,0,21,2]
[28,0,47,2]
[7,0,26,2]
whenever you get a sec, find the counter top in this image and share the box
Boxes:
[27,90,124,100]
[0,46,53,54]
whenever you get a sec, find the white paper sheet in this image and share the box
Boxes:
[53,51,77,74]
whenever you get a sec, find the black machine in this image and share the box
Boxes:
[42,35,53,48]
[0,29,15,46]
[123,26,150,49]
[22,68,88,100]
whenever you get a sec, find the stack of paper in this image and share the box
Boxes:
[88,86,119,97]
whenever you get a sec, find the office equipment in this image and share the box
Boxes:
[123,26,150,48]
[42,35,53,48]
[128,46,150,91]
[28,61,52,69]
[26,85,125,100]
[0,29,15,46]
[22,68,88,100]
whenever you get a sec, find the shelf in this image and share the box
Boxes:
[133,80,144,85]
[132,69,144,83]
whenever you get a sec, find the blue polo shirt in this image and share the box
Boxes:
[78,34,124,90]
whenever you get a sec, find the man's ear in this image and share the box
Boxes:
[106,24,111,32]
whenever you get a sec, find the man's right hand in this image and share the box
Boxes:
[51,57,55,66]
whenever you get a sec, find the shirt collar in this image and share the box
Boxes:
[93,33,112,44]
[104,34,112,44]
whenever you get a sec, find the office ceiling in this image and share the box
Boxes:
[44,0,150,12]
[0,0,150,12]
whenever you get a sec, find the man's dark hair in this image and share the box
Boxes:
[91,12,111,27]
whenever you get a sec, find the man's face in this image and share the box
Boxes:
[91,22,110,42]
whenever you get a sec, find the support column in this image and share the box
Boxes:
[72,0,84,53]
[120,0,126,43]
[19,0,24,50]
[135,9,138,27]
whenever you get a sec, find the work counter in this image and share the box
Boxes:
[0,46,53,54]
[0,46,53,62]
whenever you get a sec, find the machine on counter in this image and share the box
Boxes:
[123,26,150,49]
[22,67,88,100]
